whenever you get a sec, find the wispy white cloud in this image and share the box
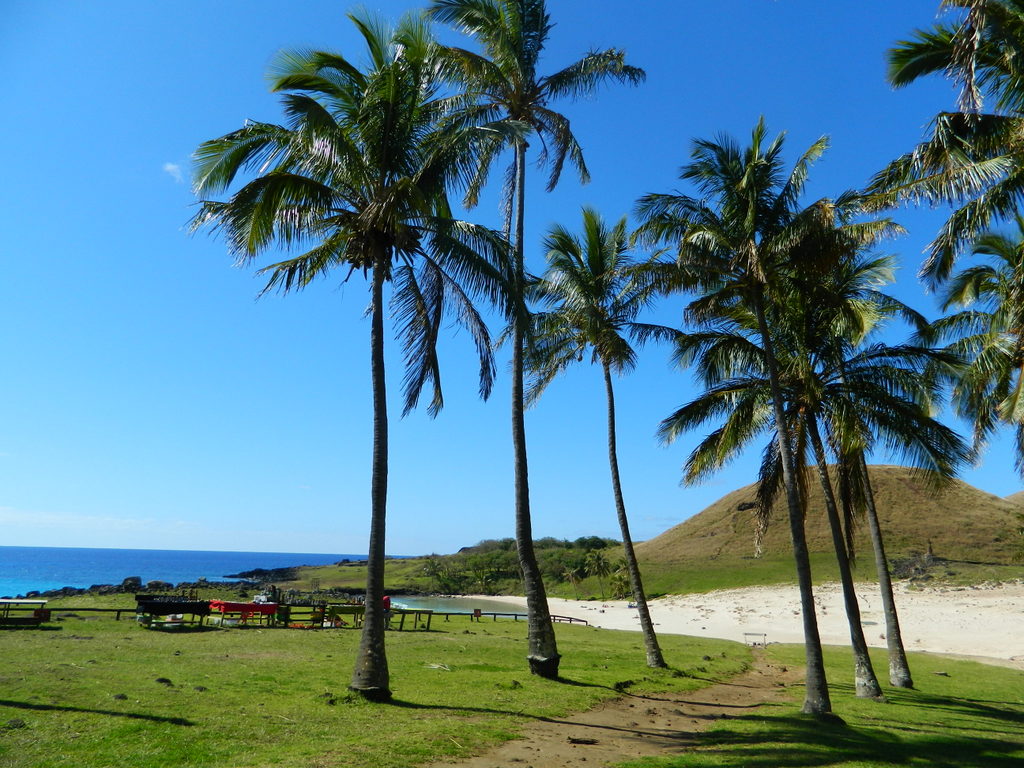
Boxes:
[0,505,175,534]
[163,162,183,183]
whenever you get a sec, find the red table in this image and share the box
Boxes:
[208,600,278,625]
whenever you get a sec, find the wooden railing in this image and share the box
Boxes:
[44,606,589,628]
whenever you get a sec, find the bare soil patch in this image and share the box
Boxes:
[425,650,797,768]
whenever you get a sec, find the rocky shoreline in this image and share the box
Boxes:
[17,575,265,600]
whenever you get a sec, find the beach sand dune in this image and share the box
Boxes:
[477,581,1024,669]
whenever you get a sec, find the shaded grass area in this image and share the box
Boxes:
[0,611,747,768]
[619,645,1024,768]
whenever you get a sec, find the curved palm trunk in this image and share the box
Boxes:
[859,457,914,688]
[512,141,560,678]
[350,258,392,701]
[752,290,831,715]
[603,362,667,668]
[805,414,883,699]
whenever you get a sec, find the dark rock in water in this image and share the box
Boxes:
[146,580,174,591]
[121,576,143,590]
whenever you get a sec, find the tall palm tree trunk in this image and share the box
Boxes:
[752,291,832,715]
[350,257,392,701]
[859,457,914,688]
[603,362,667,668]
[805,414,883,699]
[512,141,560,678]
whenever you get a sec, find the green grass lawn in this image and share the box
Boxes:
[0,609,747,768]
[619,645,1024,768]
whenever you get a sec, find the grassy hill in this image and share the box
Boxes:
[633,465,1023,593]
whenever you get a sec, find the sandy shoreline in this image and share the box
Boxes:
[472,581,1024,670]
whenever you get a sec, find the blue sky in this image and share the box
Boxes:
[1,1,1018,556]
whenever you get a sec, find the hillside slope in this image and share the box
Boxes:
[637,465,1021,567]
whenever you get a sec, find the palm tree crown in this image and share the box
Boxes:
[874,0,1024,284]
[428,0,645,209]
[934,215,1024,474]
[528,208,667,391]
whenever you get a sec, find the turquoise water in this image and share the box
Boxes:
[0,546,365,598]
[393,596,525,613]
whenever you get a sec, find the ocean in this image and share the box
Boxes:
[0,546,364,598]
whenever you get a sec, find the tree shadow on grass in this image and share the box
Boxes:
[823,680,1024,734]
[385,698,693,741]
[686,713,1023,768]
[887,689,1024,729]
[142,625,221,634]
[0,699,194,726]
[0,625,63,632]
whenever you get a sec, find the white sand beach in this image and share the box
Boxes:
[475,581,1024,669]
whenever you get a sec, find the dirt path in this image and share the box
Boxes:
[425,651,799,768]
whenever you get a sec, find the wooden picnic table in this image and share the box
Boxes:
[392,608,432,631]
[208,600,277,626]
[134,596,211,628]
[0,599,49,627]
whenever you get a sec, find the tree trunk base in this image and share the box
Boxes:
[348,684,392,702]
[855,687,886,700]
[528,653,561,679]
[889,673,914,689]
[803,709,847,725]
[855,672,884,700]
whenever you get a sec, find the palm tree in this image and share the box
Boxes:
[932,216,1024,475]
[191,13,508,701]
[562,565,582,600]
[660,254,968,697]
[584,549,611,600]
[635,119,837,714]
[427,0,644,679]
[610,568,631,600]
[873,0,1024,285]
[527,207,668,667]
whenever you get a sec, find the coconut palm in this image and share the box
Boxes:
[635,119,837,714]
[427,0,644,679]
[584,549,611,600]
[873,0,1024,284]
[931,215,1024,475]
[527,207,670,668]
[191,13,509,701]
[661,253,968,697]
[562,565,582,600]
